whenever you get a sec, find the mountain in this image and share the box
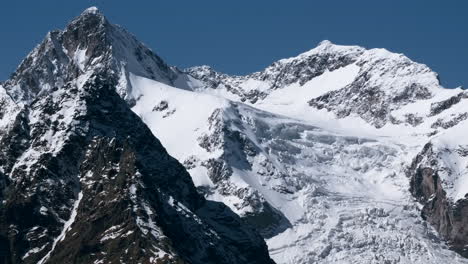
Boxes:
[184,40,468,261]
[133,34,468,262]
[0,7,274,264]
[2,6,468,264]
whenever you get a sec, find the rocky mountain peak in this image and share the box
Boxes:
[70,6,106,25]
[284,40,365,61]
[186,39,448,128]
[185,40,366,103]
[3,7,178,105]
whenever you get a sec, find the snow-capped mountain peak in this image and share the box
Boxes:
[81,6,100,15]
[186,39,448,128]
[133,38,468,263]
[278,39,364,63]
[3,7,180,105]
[179,37,468,262]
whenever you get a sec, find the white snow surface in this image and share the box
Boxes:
[128,51,468,263]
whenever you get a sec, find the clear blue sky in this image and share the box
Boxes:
[0,1,466,88]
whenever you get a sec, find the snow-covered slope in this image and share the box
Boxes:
[130,72,468,263]
[184,38,468,260]
[184,40,468,259]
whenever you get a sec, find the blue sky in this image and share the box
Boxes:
[0,0,466,88]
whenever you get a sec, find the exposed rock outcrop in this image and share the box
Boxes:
[408,143,468,257]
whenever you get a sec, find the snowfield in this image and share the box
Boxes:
[129,57,468,263]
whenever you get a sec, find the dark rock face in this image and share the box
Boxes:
[431,113,468,130]
[152,100,169,112]
[430,92,468,116]
[251,49,361,89]
[0,8,275,264]
[408,143,468,258]
[309,76,433,128]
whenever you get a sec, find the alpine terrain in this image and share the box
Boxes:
[1,6,468,264]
